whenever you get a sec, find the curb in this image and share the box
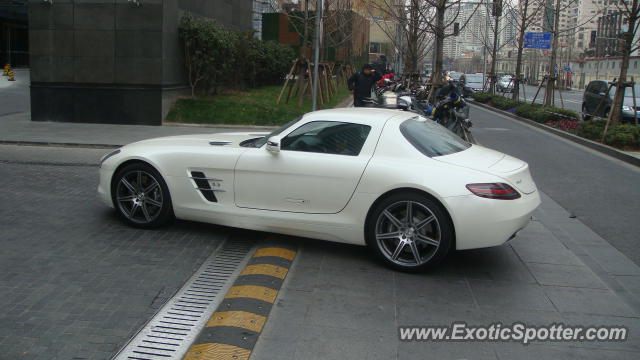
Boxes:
[0,140,120,149]
[469,100,640,168]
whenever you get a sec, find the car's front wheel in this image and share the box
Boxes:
[111,162,173,228]
[366,192,453,272]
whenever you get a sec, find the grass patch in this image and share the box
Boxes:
[166,85,351,126]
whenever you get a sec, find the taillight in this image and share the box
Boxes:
[466,183,521,200]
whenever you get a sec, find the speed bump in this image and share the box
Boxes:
[183,244,296,360]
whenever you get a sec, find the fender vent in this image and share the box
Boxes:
[190,171,218,202]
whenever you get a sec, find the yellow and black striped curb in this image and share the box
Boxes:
[183,244,297,360]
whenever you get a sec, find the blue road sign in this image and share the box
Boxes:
[564,65,571,72]
[524,32,552,49]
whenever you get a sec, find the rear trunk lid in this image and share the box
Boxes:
[435,145,537,194]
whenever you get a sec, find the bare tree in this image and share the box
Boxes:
[607,0,640,126]
[512,0,545,100]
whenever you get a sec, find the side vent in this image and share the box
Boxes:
[190,171,220,202]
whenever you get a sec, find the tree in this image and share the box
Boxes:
[512,0,545,100]
[607,0,640,127]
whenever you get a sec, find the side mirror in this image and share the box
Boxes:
[266,136,281,154]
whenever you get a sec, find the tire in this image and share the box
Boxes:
[366,191,454,272]
[111,162,174,228]
[463,128,476,144]
[581,104,591,121]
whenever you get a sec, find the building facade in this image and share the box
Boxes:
[0,0,28,67]
[29,0,253,126]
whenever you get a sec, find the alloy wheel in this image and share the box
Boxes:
[115,170,163,224]
[375,201,441,267]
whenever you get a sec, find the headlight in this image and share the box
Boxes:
[622,106,633,112]
[100,149,121,167]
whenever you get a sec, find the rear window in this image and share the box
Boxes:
[400,117,471,157]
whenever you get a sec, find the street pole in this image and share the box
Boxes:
[483,0,489,88]
[311,0,323,111]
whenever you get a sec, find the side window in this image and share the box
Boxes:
[586,82,596,93]
[281,121,372,156]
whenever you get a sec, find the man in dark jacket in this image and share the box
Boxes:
[348,64,381,107]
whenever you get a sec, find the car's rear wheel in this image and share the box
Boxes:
[366,192,453,272]
[112,162,173,228]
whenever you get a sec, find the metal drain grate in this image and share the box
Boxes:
[112,238,255,360]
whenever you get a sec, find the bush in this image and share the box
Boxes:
[471,91,494,103]
[578,119,607,140]
[179,14,296,95]
[490,96,521,111]
[605,124,640,148]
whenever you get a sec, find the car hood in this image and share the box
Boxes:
[434,145,537,194]
[126,132,269,149]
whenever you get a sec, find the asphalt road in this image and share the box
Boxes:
[470,104,640,266]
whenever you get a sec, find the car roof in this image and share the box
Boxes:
[303,108,413,125]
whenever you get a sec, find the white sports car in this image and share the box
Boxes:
[98,108,540,271]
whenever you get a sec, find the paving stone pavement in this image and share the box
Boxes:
[249,192,640,360]
[0,161,229,360]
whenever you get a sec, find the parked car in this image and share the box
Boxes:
[98,108,540,271]
[582,80,640,123]
[448,71,463,82]
[497,76,514,93]
[461,73,485,92]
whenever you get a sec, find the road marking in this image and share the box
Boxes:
[206,311,267,333]
[183,245,297,360]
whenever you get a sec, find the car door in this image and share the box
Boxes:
[584,81,600,114]
[234,120,377,214]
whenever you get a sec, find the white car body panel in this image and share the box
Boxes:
[98,108,540,250]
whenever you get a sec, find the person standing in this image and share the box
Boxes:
[348,64,381,107]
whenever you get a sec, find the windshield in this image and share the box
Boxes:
[250,116,303,148]
[449,72,462,80]
[466,75,483,83]
[400,117,471,157]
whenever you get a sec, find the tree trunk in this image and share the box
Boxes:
[608,2,636,126]
[489,12,500,94]
[544,0,562,107]
[297,0,311,106]
[430,1,446,101]
[512,0,529,100]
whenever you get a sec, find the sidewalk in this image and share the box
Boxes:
[249,192,640,360]
[0,112,272,147]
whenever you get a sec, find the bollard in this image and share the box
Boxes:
[7,69,15,81]
[2,64,9,76]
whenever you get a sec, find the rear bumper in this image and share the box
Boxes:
[444,190,541,250]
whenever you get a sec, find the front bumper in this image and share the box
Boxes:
[98,167,114,208]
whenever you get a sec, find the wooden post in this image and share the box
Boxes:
[277,60,298,104]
